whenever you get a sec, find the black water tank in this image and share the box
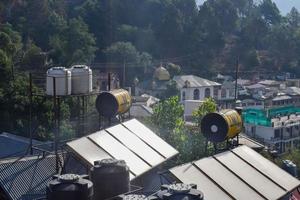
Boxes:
[46,174,93,200]
[156,183,204,200]
[91,158,130,200]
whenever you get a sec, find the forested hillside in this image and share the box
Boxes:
[2,0,300,75]
[1,0,300,139]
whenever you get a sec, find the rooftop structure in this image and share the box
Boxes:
[0,132,47,159]
[153,66,170,81]
[173,75,221,88]
[259,80,280,87]
[169,145,300,200]
[0,155,57,200]
[67,118,178,180]
[243,106,300,127]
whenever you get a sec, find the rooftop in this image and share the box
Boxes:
[286,87,300,96]
[246,83,266,90]
[259,80,280,86]
[0,132,46,159]
[173,75,221,88]
[170,145,300,200]
[0,155,57,200]
[66,118,178,180]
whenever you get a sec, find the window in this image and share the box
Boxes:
[204,88,211,98]
[193,89,200,100]
[182,91,186,101]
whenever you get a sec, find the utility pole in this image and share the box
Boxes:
[123,61,126,87]
[234,57,239,102]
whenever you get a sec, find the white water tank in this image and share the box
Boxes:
[70,65,93,94]
[46,67,71,96]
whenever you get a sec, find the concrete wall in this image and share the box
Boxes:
[184,100,203,121]
[244,123,274,140]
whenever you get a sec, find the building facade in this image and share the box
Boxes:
[243,106,300,153]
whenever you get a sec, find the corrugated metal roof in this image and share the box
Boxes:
[246,83,266,89]
[259,80,280,86]
[0,133,51,160]
[286,87,300,96]
[0,155,57,200]
[272,95,291,101]
[173,75,221,88]
[169,145,300,200]
[67,119,178,180]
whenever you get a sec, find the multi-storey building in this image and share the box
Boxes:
[243,106,300,153]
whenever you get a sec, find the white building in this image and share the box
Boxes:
[173,75,221,102]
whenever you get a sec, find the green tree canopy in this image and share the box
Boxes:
[49,17,97,66]
[193,97,217,128]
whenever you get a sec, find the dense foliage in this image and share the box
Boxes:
[2,0,300,76]
[149,96,217,164]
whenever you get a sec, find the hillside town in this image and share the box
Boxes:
[2,0,300,199]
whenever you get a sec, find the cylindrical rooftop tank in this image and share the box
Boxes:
[46,174,93,200]
[96,89,132,118]
[201,109,242,143]
[155,183,204,200]
[46,67,71,96]
[90,158,130,200]
[70,65,93,94]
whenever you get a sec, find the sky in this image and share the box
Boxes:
[196,0,300,15]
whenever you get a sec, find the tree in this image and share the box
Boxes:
[21,43,45,70]
[104,41,153,85]
[193,97,217,128]
[148,95,213,164]
[164,80,180,99]
[166,63,181,77]
[287,7,300,29]
[139,52,153,75]
[104,41,139,63]
[49,17,97,66]
[259,0,281,25]
[151,96,183,140]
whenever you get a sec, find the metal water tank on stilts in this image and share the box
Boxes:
[96,89,132,118]
[46,67,71,96]
[201,109,242,142]
[46,174,93,200]
[90,158,130,200]
[70,65,93,94]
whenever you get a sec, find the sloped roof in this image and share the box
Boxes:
[0,133,45,159]
[273,95,292,101]
[246,83,266,89]
[236,78,251,86]
[286,87,300,96]
[0,155,57,200]
[173,75,221,88]
[170,145,300,200]
[67,119,178,180]
[259,80,280,86]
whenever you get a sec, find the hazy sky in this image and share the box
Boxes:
[196,0,300,15]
